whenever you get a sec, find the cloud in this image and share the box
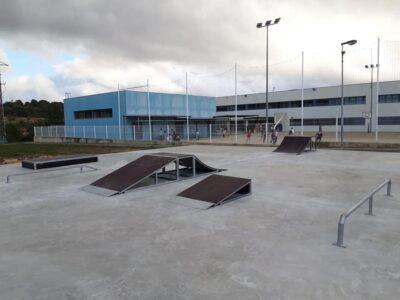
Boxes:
[5,74,61,101]
[0,0,399,101]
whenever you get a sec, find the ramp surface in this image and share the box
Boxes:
[22,155,98,170]
[175,174,251,209]
[88,155,175,195]
[274,136,312,154]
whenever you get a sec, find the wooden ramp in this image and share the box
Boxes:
[274,136,312,155]
[22,155,98,170]
[81,153,222,196]
[173,174,251,209]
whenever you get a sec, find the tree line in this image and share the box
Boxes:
[4,99,64,142]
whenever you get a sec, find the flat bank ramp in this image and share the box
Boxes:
[82,155,175,196]
[22,155,98,170]
[274,136,312,154]
[174,174,251,209]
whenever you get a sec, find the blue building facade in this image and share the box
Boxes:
[64,90,215,140]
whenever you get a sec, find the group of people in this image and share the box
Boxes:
[158,128,181,143]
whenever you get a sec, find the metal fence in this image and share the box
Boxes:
[34,121,400,145]
[34,123,254,143]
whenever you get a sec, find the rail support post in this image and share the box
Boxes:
[366,196,375,216]
[334,214,347,248]
[387,180,391,196]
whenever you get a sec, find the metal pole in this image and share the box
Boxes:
[265,26,269,144]
[368,65,374,133]
[209,123,212,142]
[375,38,380,141]
[94,125,96,139]
[147,79,152,141]
[186,72,189,141]
[118,84,122,140]
[335,116,338,141]
[235,63,238,143]
[105,125,108,139]
[301,51,304,136]
[0,73,6,143]
[133,125,136,141]
[340,45,345,146]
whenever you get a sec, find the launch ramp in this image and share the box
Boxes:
[274,136,312,155]
[174,174,251,209]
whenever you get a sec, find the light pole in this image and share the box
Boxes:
[365,64,378,133]
[257,17,280,143]
[340,39,357,146]
[0,61,9,143]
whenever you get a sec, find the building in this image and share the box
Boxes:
[64,90,215,140]
[215,80,400,132]
[63,80,400,141]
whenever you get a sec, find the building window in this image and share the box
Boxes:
[290,117,365,126]
[216,96,366,112]
[74,109,113,119]
[379,94,400,103]
[378,116,400,125]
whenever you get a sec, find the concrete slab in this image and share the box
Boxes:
[0,145,400,299]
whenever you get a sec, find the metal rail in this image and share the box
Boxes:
[6,165,98,183]
[333,179,392,248]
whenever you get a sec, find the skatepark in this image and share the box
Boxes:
[0,144,399,299]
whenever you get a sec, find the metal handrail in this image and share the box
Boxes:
[333,179,392,248]
[6,165,98,183]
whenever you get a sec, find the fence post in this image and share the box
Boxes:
[94,126,96,139]
[387,180,391,196]
[83,126,86,139]
[133,125,136,141]
[105,125,108,139]
[40,126,43,137]
[73,126,76,138]
[209,124,212,142]
[64,126,66,138]
[34,127,37,137]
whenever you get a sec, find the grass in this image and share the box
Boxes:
[0,142,167,163]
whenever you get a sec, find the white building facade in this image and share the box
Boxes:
[215,80,400,132]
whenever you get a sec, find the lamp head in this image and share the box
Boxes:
[342,39,357,46]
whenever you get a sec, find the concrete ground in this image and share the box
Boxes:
[0,145,399,299]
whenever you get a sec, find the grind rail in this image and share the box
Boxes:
[333,179,392,248]
[6,165,98,183]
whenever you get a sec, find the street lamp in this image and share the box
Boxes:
[365,64,378,133]
[0,61,9,143]
[340,39,357,146]
[257,17,281,143]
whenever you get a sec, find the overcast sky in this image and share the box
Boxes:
[0,0,399,101]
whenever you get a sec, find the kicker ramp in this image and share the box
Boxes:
[82,153,222,196]
[173,174,251,209]
[274,136,312,155]
[22,155,98,170]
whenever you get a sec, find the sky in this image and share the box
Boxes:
[0,0,399,102]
